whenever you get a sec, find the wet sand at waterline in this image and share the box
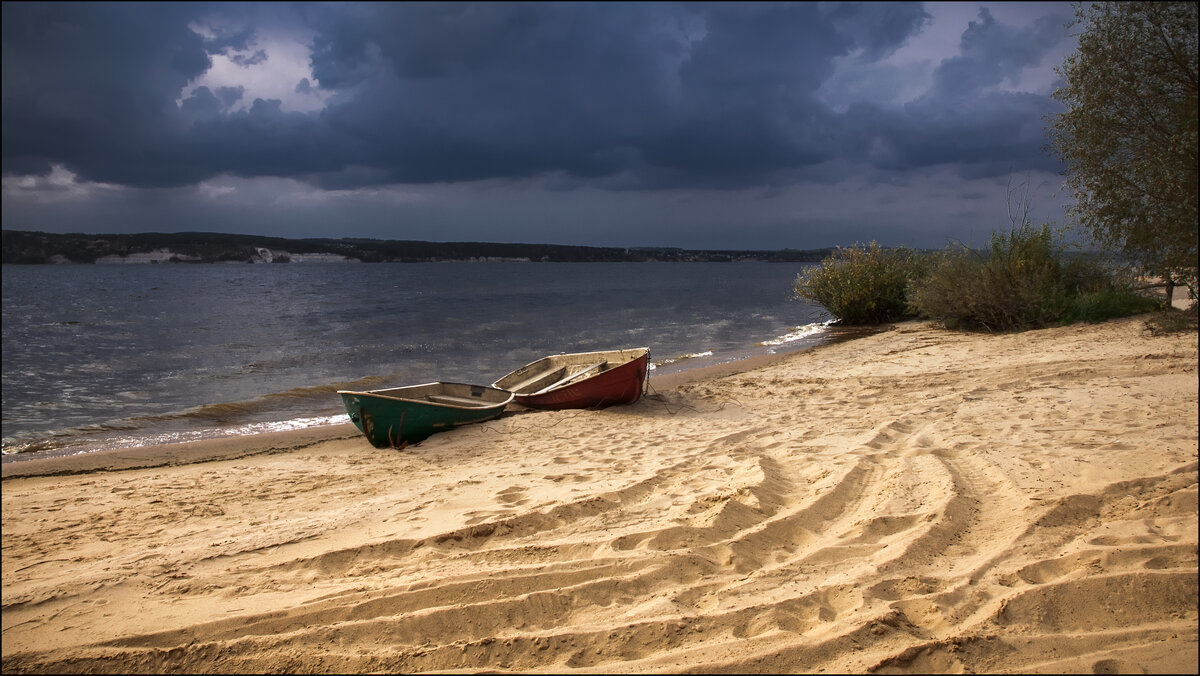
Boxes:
[3,316,1196,674]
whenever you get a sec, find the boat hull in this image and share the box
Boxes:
[338,382,513,449]
[492,348,649,411]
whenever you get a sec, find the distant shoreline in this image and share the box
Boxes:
[2,229,834,265]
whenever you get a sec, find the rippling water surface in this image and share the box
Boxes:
[2,262,832,459]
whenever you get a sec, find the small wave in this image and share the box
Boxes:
[3,414,352,458]
[757,321,834,346]
[167,372,402,422]
[104,414,352,449]
[3,413,353,457]
[2,438,59,455]
[651,350,715,369]
[263,380,384,400]
[1,373,401,456]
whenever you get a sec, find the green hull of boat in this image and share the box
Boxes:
[339,382,512,449]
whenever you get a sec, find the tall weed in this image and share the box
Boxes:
[909,223,1160,331]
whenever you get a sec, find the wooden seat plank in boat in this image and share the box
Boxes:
[531,361,606,396]
[508,366,570,394]
[424,394,495,407]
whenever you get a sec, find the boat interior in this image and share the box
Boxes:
[494,348,647,394]
[509,360,609,395]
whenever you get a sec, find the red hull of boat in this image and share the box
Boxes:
[513,352,649,410]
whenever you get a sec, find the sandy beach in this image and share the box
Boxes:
[2,315,1196,674]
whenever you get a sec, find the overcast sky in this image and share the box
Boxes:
[1,1,1080,249]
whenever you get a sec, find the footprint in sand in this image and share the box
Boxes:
[497,486,529,506]
[465,510,513,525]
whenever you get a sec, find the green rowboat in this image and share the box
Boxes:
[338,382,514,449]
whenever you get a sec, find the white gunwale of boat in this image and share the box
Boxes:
[337,382,513,409]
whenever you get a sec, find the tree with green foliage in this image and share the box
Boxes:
[1048,1,1198,304]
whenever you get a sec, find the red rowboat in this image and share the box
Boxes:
[492,347,649,410]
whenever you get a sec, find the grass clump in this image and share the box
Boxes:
[792,242,928,324]
[1061,289,1161,324]
[1145,306,1200,335]
[908,223,1161,332]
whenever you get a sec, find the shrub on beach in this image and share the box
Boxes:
[908,223,1161,331]
[792,242,929,324]
[795,225,1165,331]
[1145,306,1200,335]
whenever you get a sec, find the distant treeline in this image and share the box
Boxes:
[0,230,834,264]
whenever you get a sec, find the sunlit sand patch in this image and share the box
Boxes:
[2,316,1196,674]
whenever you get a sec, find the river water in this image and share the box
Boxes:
[2,262,838,460]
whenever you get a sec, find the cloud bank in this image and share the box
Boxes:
[1,2,1075,248]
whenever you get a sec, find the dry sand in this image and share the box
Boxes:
[2,316,1197,674]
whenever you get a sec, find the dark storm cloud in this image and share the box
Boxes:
[299,2,934,188]
[228,49,268,68]
[823,1,933,61]
[930,8,1065,97]
[214,86,246,109]
[1,2,211,183]
[843,7,1069,179]
[200,23,268,66]
[2,2,1067,193]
